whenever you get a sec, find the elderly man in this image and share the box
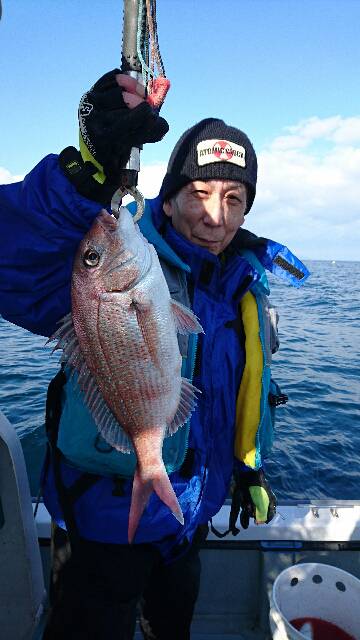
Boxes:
[0,70,308,640]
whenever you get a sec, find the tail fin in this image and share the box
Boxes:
[128,465,184,543]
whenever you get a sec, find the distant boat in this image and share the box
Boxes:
[332,260,336,264]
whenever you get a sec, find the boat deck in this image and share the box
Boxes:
[1,409,360,640]
[34,500,360,639]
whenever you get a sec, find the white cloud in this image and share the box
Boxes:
[246,115,360,260]
[0,167,23,184]
[284,116,342,144]
[137,162,167,197]
[122,163,167,207]
[329,118,360,145]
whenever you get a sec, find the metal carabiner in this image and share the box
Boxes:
[111,186,145,222]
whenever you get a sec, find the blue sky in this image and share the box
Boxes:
[1,0,360,260]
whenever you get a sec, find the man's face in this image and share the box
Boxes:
[163,180,247,255]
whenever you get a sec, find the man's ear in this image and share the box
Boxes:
[163,199,173,218]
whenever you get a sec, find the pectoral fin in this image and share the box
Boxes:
[171,300,203,335]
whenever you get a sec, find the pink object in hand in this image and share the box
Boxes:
[147,77,171,109]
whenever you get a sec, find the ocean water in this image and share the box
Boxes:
[0,260,359,501]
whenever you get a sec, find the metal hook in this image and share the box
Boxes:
[110,188,125,219]
[111,185,145,222]
[126,186,145,222]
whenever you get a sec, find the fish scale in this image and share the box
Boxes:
[50,207,203,542]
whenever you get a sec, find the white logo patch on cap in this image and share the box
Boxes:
[197,139,246,167]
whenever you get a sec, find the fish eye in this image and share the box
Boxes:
[83,248,100,267]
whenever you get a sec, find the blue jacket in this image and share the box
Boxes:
[0,155,309,558]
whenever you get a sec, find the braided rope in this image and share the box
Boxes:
[149,0,166,76]
[145,0,156,77]
[146,0,166,78]
[137,0,154,86]
[136,0,167,96]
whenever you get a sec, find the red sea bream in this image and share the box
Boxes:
[51,207,202,542]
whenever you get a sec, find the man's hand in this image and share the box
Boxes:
[59,70,169,203]
[232,468,276,530]
[78,69,169,184]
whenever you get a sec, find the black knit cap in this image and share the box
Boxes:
[160,118,258,214]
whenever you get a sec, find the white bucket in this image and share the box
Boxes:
[269,563,360,640]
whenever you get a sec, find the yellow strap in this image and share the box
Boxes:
[79,132,106,184]
[234,291,263,468]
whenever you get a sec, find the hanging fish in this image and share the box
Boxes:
[50,207,203,542]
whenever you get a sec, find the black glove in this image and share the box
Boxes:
[230,468,276,532]
[78,68,169,183]
[59,70,169,204]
